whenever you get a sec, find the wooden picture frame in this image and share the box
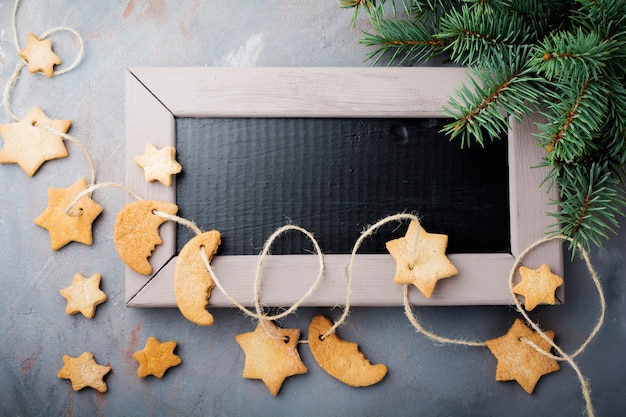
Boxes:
[124,67,562,308]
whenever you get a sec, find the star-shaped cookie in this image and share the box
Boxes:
[57,352,111,393]
[0,106,71,176]
[512,264,564,311]
[59,273,107,319]
[236,320,307,395]
[19,33,62,77]
[133,336,182,378]
[134,143,182,186]
[486,318,560,394]
[385,220,458,298]
[34,178,103,250]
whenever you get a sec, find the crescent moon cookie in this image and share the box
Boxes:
[385,220,458,298]
[308,315,388,387]
[114,200,178,275]
[174,230,222,326]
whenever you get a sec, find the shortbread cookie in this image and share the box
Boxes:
[113,200,178,275]
[486,318,560,394]
[34,178,103,250]
[236,321,307,395]
[174,230,221,326]
[57,352,111,393]
[59,273,106,319]
[0,106,71,176]
[308,315,387,387]
[512,264,563,311]
[19,33,62,77]
[134,143,182,186]
[386,220,458,298]
[133,336,181,378]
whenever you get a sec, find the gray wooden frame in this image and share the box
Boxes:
[124,67,562,308]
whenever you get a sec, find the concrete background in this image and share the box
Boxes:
[1,1,625,416]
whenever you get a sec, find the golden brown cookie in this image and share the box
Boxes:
[486,318,560,394]
[236,320,307,395]
[59,273,107,319]
[19,33,62,78]
[134,143,182,186]
[308,315,387,387]
[386,220,458,298]
[57,352,111,393]
[133,336,181,378]
[34,178,103,250]
[512,264,563,311]
[113,200,178,275]
[0,106,71,176]
[174,230,221,326]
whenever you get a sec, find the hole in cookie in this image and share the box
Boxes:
[30,120,37,127]
[67,208,84,217]
[318,334,326,342]
[283,336,290,344]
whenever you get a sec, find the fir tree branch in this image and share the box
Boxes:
[538,78,608,164]
[436,5,534,66]
[360,18,446,65]
[548,161,623,254]
[529,29,613,83]
[442,48,543,146]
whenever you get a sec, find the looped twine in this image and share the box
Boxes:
[196,224,325,341]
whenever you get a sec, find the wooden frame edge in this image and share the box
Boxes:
[124,67,562,308]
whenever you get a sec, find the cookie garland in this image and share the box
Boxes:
[0,0,606,413]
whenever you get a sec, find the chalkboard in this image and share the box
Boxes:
[124,67,562,307]
[175,117,510,256]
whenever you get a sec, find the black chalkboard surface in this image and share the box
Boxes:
[175,117,509,256]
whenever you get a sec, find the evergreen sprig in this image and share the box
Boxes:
[342,0,626,254]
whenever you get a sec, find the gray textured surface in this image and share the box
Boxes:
[1,1,625,416]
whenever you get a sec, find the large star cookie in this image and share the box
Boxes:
[133,336,182,378]
[57,352,111,393]
[59,273,107,319]
[236,320,307,395]
[34,178,103,250]
[486,318,560,394]
[385,220,458,298]
[512,264,563,311]
[0,106,71,176]
[134,143,182,186]
[19,33,62,77]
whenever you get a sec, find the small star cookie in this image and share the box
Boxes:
[134,143,182,186]
[34,178,103,250]
[0,106,71,176]
[59,273,107,319]
[19,33,62,77]
[385,220,458,298]
[236,320,307,395]
[57,352,111,393]
[486,319,560,394]
[133,336,182,378]
[512,264,563,311]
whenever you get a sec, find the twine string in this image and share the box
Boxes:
[507,235,604,417]
[198,224,325,340]
[322,212,420,339]
[64,182,143,216]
